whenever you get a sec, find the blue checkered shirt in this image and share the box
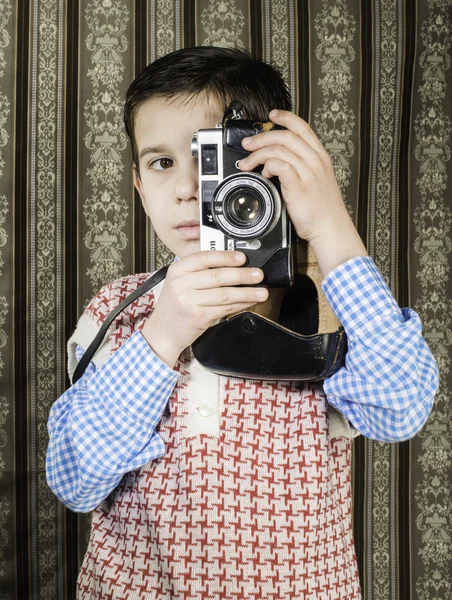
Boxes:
[46,256,439,512]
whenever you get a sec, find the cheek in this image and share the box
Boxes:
[146,203,171,231]
[142,198,175,242]
[139,177,171,220]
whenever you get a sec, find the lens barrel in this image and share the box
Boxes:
[212,173,281,239]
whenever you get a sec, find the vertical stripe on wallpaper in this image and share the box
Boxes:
[263,0,296,107]
[295,0,310,121]
[396,2,417,597]
[79,0,132,307]
[249,0,263,60]
[148,0,157,272]
[368,1,402,287]
[29,1,65,598]
[57,2,65,594]
[311,0,358,215]
[365,0,402,597]
[147,0,180,271]
[354,0,375,588]
[133,0,149,277]
[14,0,31,596]
[181,0,196,49]
[411,1,452,598]
[76,1,135,586]
[64,1,83,595]
[0,1,13,598]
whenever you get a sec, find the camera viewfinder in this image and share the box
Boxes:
[202,145,218,175]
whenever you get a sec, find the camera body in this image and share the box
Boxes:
[191,106,294,287]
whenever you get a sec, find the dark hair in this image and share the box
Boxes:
[124,46,292,171]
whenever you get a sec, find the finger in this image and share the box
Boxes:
[172,250,246,274]
[191,266,264,290]
[268,110,325,155]
[241,129,321,166]
[238,145,310,180]
[218,301,266,319]
[195,286,269,307]
[207,300,269,323]
[258,157,302,193]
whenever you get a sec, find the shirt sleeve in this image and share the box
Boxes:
[46,330,179,513]
[321,255,439,442]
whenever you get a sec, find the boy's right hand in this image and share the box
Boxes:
[140,251,269,369]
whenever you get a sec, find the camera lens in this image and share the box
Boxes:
[226,188,263,227]
[211,173,281,239]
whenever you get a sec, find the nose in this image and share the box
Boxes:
[175,161,198,203]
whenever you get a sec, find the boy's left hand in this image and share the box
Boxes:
[238,109,349,243]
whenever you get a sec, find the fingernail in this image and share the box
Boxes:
[269,110,279,118]
[235,252,246,262]
[242,137,252,145]
[256,289,268,300]
[251,269,262,280]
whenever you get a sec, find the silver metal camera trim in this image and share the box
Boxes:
[212,172,282,239]
[194,125,226,251]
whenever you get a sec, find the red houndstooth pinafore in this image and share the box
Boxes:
[74,273,361,600]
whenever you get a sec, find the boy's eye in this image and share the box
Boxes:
[150,157,173,171]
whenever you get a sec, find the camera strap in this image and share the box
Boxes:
[71,265,169,385]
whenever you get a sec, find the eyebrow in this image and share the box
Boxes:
[138,145,171,161]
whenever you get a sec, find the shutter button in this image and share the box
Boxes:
[197,403,214,417]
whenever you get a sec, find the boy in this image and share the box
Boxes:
[46,47,439,599]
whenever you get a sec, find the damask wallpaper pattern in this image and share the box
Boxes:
[0,1,451,599]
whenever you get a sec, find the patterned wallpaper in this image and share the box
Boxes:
[0,1,451,598]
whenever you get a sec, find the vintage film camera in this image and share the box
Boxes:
[190,101,347,381]
[191,101,293,288]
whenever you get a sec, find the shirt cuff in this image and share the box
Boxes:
[87,330,179,424]
[321,255,402,338]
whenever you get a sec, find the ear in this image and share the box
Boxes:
[132,165,150,217]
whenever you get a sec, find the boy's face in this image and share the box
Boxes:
[133,93,224,258]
